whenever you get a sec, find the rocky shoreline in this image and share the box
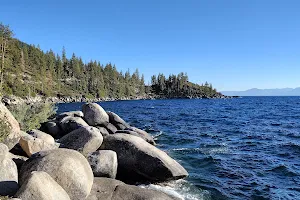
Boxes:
[0,101,188,200]
[1,94,236,106]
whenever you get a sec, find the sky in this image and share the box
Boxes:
[1,0,300,91]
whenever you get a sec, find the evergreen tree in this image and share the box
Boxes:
[0,22,221,99]
[0,23,13,94]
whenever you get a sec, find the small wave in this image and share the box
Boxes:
[172,147,202,153]
[179,112,190,117]
[270,123,281,126]
[139,179,211,200]
[280,142,300,153]
[268,165,298,176]
[147,106,155,109]
[172,146,228,155]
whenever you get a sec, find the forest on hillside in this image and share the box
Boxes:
[0,23,223,99]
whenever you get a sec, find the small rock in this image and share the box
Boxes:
[59,126,103,156]
[87,150,117,178]
[19,134,58,157]
[15,171,70,200]
[82,103,109,126]
[20,149,93,200]
[9,134,28,157]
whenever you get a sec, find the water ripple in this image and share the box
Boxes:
[57,97,300,200]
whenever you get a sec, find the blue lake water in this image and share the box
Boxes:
[57,97,300,200]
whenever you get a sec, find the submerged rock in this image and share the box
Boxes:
[87,177,179,200]
[59,126,103,156]
[113,184,179,200]
[20,149,93,200]
[100,134,188,183]
[15,171,70,200]
[82,103,109,126]
[87,150,118,178]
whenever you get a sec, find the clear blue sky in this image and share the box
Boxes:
[1,0,300,91]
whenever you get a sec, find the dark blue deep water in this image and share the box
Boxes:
[57,97,300,200]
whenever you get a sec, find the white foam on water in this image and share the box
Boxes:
[153,131,163,140]
[172,144,229,155]
[139,179,211,200]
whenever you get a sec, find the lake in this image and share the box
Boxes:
[57,97,300,200]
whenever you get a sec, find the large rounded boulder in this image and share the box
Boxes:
[0,103,21,149]
[116,127,155,145]
[27,129,55,145]
[15,171,70,200]
[43,121,63,139]
[107,111,130,130]
[102,123,118,134]
[0,143,19,196]
[56,111,84,121]
[19,148,94,200]
[59,126,103,156]
[86,177,125,200]
[96,126,110,136]
[82,103,109,126]
[59,116,89,133]
[87,150,118,178]
[100,134,188,183]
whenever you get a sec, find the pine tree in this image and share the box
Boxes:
[0,23,13,94]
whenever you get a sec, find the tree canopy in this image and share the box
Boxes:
[0,22,222,99]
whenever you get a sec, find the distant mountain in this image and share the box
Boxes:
[222,87,300,96]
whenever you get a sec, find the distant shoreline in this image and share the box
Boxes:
[1,94,238,105]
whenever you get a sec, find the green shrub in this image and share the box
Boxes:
[8,102,57,132]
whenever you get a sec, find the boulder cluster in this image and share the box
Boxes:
[0,102,188,200]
